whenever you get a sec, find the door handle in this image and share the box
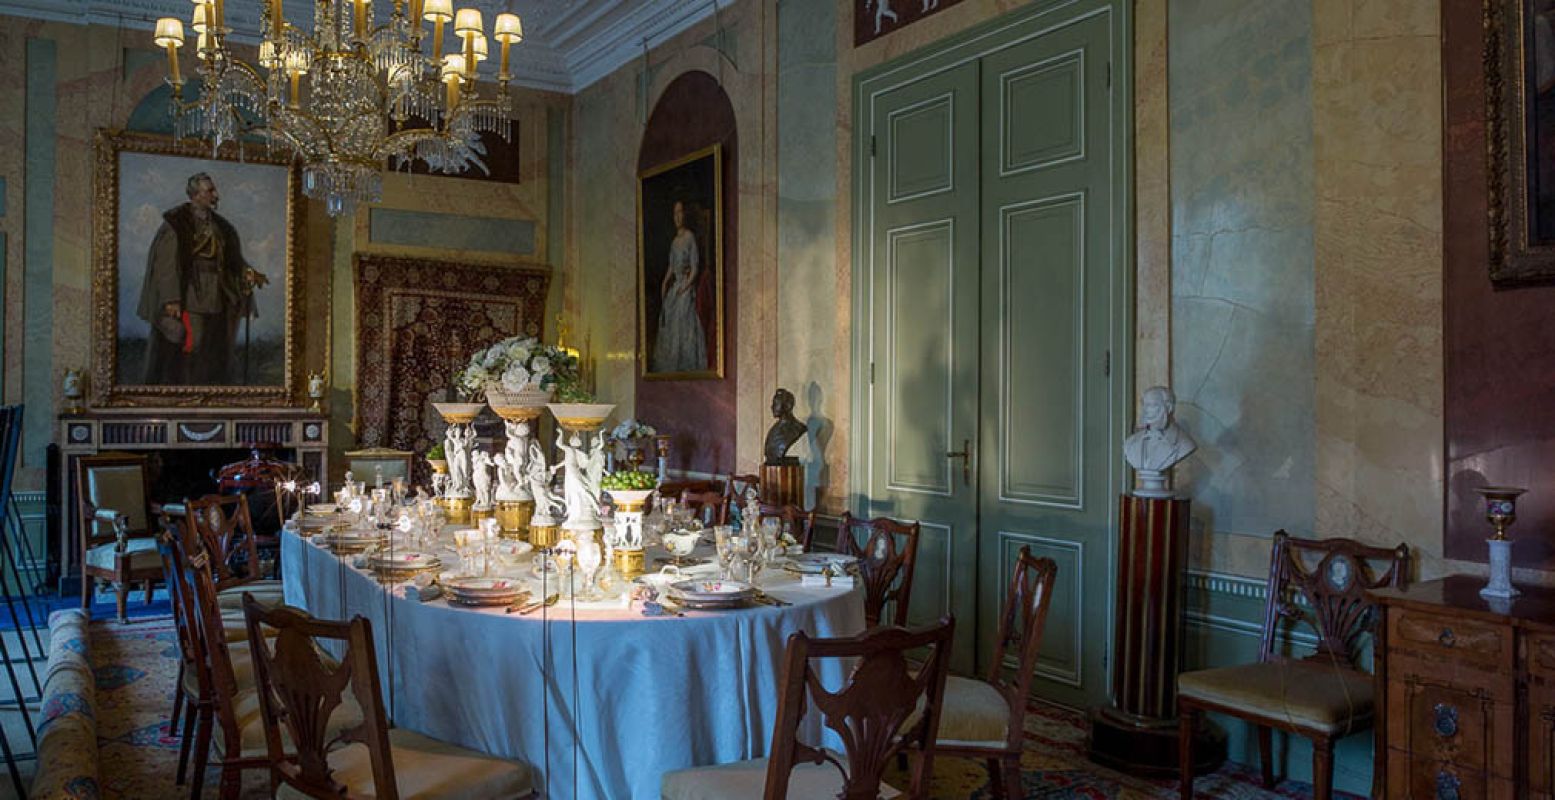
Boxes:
[946,439,971,487]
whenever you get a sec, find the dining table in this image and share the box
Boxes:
[278,522,867,800]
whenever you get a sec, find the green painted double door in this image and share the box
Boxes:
[860,5,1124,708]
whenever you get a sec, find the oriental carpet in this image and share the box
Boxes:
[87,618,1360,799]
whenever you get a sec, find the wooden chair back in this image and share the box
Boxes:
[242,598,397,800]
[178,493,265,585]
[837,512,922,627]
[76,452,152,545]
[985,547,1058,731]
[215,447,305,534]
[678,488,729,527]
[724,473,760,504]
[175,530,254,754]
[755,503,818,552]
[1259,531,1409,667]
[766,617,955,799]
[656,479,722,502]
[156,522,203,687]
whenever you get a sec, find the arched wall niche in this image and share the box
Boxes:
[635,69,738,475]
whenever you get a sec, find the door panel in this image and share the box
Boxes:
[1000,194,1085,506]
[978,10,1117,708]
[886,222,957,495]
[867,62,981,670]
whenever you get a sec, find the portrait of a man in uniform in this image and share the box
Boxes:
[114,151,289,389]
[136,172,269,385]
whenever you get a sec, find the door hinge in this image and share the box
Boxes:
[1103,350,1110,377]
[869,362,876,384]
[1106,62,1112,89]
[870,135,877,158]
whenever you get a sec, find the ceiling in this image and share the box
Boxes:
[0,0,728,93]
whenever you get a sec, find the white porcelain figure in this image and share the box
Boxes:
[556,432,606,532]
[444,425,478,499]
[493,454,524,503]
[501,419,533,501]
[471,451,495,510]
[1123,386,1198,498]
[525,439,562,523]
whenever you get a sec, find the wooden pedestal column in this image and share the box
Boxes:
[1087,494,1224,775]
[760,463,804,507]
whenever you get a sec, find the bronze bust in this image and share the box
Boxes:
[763,388,807,466]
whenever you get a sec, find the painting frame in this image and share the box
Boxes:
[91,129,305,407]
[636,143,725,380]
[1487,0,1555,284]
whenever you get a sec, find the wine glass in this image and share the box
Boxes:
[714,525,735,579]
[575,539,603,601]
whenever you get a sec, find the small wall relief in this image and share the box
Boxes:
[855,0,967,47]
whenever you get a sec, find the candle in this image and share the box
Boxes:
[213,0,224,30]
[191,3,210,35]
[271,0,283,40]
[494,13,521,80]
[354,0,367,39]
[410,0,424,28]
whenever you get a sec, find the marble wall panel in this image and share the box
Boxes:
[1169,0,1316,544]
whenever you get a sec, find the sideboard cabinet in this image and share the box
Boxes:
[1371,576,1555,799]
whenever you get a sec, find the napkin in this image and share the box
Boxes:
[800,574,856,589]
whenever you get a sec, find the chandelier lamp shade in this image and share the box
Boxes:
[154,0,524,216]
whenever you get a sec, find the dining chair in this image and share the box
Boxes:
[241,597,536,799]
[77,451,163,621]
[661,616,956,799]
[1177,531,1409,800]
[723,473,760,505]
[755,503,818,552]
[656,478,722,502]
[837,512,922,627]
[171,494,285,611]
[929,546,1056,799]
[679,488,730,527]
[214,447,306,538]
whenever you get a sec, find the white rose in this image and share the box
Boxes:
[531,355,551,374]
[501,365,532,393]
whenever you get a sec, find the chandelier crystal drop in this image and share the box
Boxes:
[154,0,524,216]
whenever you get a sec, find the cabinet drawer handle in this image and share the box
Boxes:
[1433,703,1458,738]
[1438,628,1456,647]
[1436,771,1460,800]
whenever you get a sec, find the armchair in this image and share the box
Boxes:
[77,452,161,622]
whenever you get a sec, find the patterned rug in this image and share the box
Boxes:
[88,618,1355,799]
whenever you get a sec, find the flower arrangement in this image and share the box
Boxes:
[426,443,445,460]
[610,419,657,440]
[452,336,585,402]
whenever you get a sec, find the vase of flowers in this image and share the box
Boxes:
[453,335,584,408]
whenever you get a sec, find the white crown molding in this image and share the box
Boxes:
[563,0,730,93]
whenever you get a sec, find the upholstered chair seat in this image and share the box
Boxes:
[930,676,1010,747]
[83,537,160,572]
[1176,661,1373,736]
[222,687,366,760]
[217,580,285,611]
[661,753,902,800]
[274,727,534,800]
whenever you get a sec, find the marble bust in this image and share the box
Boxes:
[763,388,807,466]
[1123,386,1196,498]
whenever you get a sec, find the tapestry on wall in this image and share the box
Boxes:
[855,0,966,46]
[355,254,548,484]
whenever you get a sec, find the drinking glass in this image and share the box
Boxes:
[714,525,735,579]
[575,540,603,601]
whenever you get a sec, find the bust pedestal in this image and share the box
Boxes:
[1087,493,1224,776]
[760,463,804,507]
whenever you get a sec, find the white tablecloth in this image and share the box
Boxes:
[280,528,866,799]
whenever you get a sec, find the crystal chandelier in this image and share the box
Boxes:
[154,0,523,216]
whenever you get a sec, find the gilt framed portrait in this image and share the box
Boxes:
[1488,0,1555,284]
[92,130,303,406]
[637,144,724,380]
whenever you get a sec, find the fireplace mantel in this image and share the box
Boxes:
[55,407,329,591]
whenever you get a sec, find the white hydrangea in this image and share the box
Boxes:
[530,355,551,375]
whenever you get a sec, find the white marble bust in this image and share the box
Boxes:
[1123,386,1196,497]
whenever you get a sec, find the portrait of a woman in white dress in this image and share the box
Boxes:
[651,200,708,373]
[637,144,723,379]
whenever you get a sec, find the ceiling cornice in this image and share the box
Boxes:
[0,0,735,95]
